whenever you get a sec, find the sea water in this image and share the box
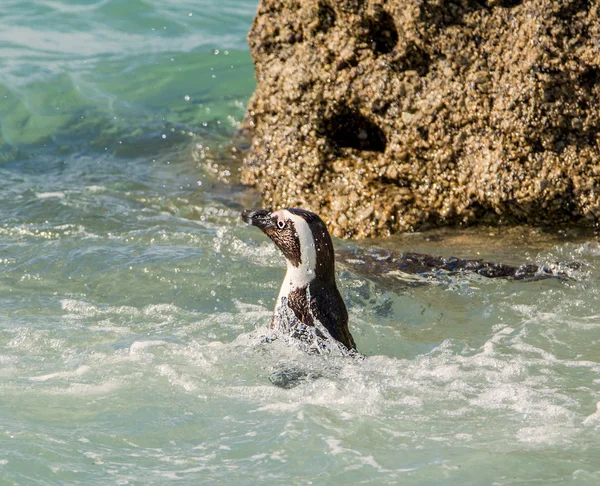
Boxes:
[1,1,600,484]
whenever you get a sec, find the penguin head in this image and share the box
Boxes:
[242,208,336,282]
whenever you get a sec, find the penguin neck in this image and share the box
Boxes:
[277,259,316,305]
[276,257,337,307]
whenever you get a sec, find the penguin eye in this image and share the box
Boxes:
[276,219,286,230]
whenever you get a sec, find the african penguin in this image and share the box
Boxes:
[241,208,356,353]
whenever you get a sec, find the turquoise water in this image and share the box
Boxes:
[2,1,600,484]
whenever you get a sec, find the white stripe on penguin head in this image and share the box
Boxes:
[272,209,317,288]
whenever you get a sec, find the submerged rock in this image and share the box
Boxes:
[241,0,600,238]
[269,364,320,389]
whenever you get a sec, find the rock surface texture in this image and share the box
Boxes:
[241,0,600,238]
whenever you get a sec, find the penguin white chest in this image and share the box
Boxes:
[273,211,318,309]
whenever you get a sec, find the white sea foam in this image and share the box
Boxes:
[156,364,198,392]
[35,191,65,199]
[28,365,91,382]
[129,340,170,355]
[582,402,600,427]
[45,381,120,396]
[86,185,106,192]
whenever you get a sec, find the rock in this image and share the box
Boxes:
[269,364,320,389]
[241,0,600,238]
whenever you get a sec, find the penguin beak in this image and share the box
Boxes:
[241,209,275,230]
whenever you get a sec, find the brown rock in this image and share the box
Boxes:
[241,0,600,238]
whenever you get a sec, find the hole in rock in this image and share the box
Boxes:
[325,110,387,152]
[314,1,336,34]
[365,10,398,55]
[579,66,599,92]
[556,0,591,18]
[486,0,523,7]
[392,41,431,76]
